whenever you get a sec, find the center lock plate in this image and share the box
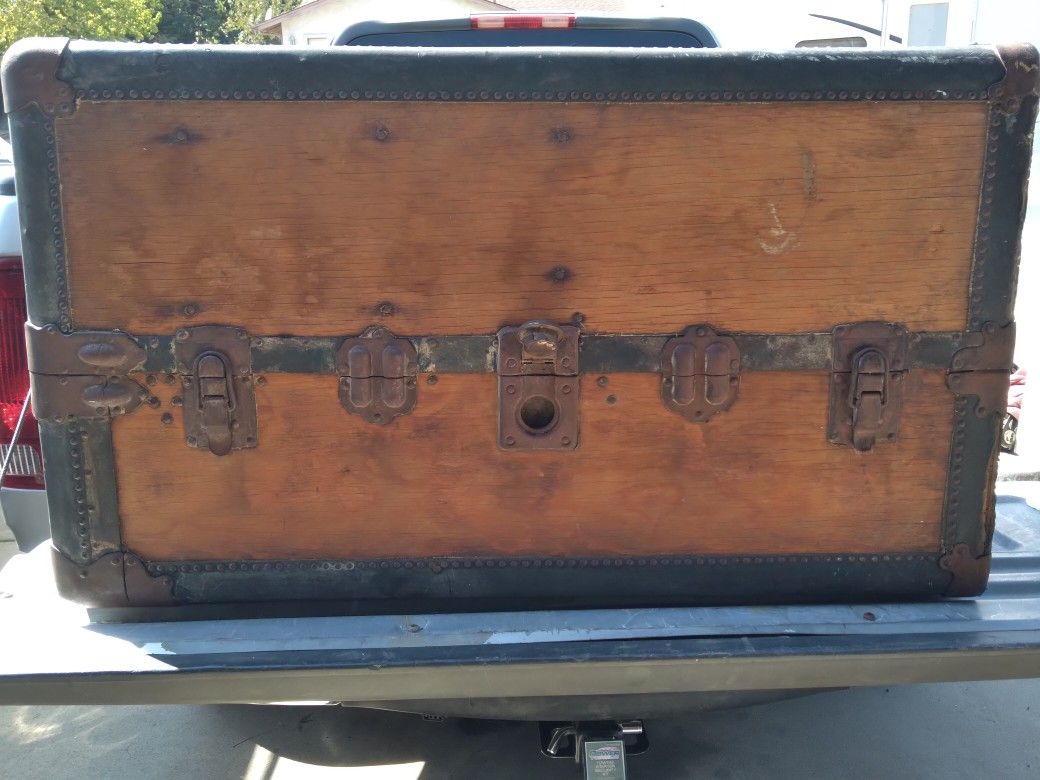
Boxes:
[497,321,579,451]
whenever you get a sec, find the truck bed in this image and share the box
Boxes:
[1,484,1039,711]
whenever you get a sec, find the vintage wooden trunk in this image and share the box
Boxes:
[3,39,1037,609]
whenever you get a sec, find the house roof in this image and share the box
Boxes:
[254,0,516,34]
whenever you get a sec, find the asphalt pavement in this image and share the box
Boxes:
[0,680,1037,779]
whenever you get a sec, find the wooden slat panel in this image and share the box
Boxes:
[115,371,951,560]
[58,101,984,335]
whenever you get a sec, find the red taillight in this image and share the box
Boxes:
[470,14,576,30]
[0,257,43,489]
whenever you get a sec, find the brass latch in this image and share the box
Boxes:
[828,323,908,452]
[336,327,417,425]
[175,326,258,456]
[660,325,740,422]
[497,321,579,450]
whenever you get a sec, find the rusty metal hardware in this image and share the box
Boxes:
[848,349,889,452]
[939,543,992,598]
[26,324,146,374]
[29,374,148,423]
[195,353,237,456]
[660,326,740,422]
[336,326,418,425]
[497,320,579,451]
[828,323,908,451]
[25,324,149,422]
[50,546,175,608]
[946,322,1016,418]
[1,38,75,117]
[175,326,258,456]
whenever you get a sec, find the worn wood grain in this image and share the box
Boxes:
[58,101,985,335]
[115,371,952,561]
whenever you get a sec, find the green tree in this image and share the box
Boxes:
[155,0,231,43]
[0,0,161,55]
[223,0,295,43]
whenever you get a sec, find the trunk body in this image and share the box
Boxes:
[3,40,1035,609]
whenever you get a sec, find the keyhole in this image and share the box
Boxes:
[518,395,558,434]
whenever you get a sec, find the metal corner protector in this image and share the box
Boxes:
[1,37,74,116]
[51,546,175,608]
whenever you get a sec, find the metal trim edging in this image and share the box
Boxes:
[128,329,988,375]
[50,41,1009,104]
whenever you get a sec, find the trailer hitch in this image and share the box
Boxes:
[540,720,648,778]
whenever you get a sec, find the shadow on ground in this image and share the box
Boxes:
[2,680,1038,779]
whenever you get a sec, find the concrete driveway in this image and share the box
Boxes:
[1,680,1038,778]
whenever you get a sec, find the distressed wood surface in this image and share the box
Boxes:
[115,371,952,561]
[58,100,985,335]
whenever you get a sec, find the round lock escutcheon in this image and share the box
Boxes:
[516,394,559,435]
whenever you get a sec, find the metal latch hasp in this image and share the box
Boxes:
[175,326,258,456]
[336,326,418,425]
[25,324,148,422]
[946,321,1016,418]
[828,322,908,452]
[660,325,740,422]
[497,320,579,451]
